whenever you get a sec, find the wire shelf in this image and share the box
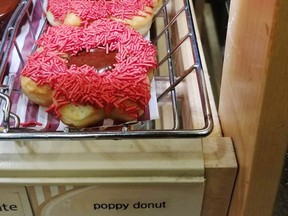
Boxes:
[0,0,213,140]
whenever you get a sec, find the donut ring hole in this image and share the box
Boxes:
[67,47,117,73]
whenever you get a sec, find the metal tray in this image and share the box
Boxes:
[0,0,213,140]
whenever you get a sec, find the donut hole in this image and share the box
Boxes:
[67,47,117,73]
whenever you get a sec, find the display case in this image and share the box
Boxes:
[0,0,237,215]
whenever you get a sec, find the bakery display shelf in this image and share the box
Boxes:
[0,0,213,140]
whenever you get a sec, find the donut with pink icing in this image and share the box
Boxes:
[46,0,162,35]
[20,18,157,128]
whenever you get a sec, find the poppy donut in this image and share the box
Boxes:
[46,0,162,36]
[20,19,157,128]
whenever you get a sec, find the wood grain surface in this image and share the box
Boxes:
[201,137,237,216]
[219,0,288,215]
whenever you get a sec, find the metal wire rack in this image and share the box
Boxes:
[0,0,213,140]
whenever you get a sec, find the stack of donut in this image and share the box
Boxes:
[20,0,159,128]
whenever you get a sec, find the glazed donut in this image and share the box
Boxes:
[20,19,157,128]
[46,0,162,35]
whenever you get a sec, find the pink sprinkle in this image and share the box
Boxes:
[20,121,43,127]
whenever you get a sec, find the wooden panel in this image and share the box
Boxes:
[0,139,205,180]
[219,0,288,215]
[201,137,238,216]
[188,2,238,214]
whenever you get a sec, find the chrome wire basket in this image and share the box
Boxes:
[0,0,213,140]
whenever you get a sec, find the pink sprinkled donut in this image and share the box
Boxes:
[20,18,157,128]
[46,0,162,35]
